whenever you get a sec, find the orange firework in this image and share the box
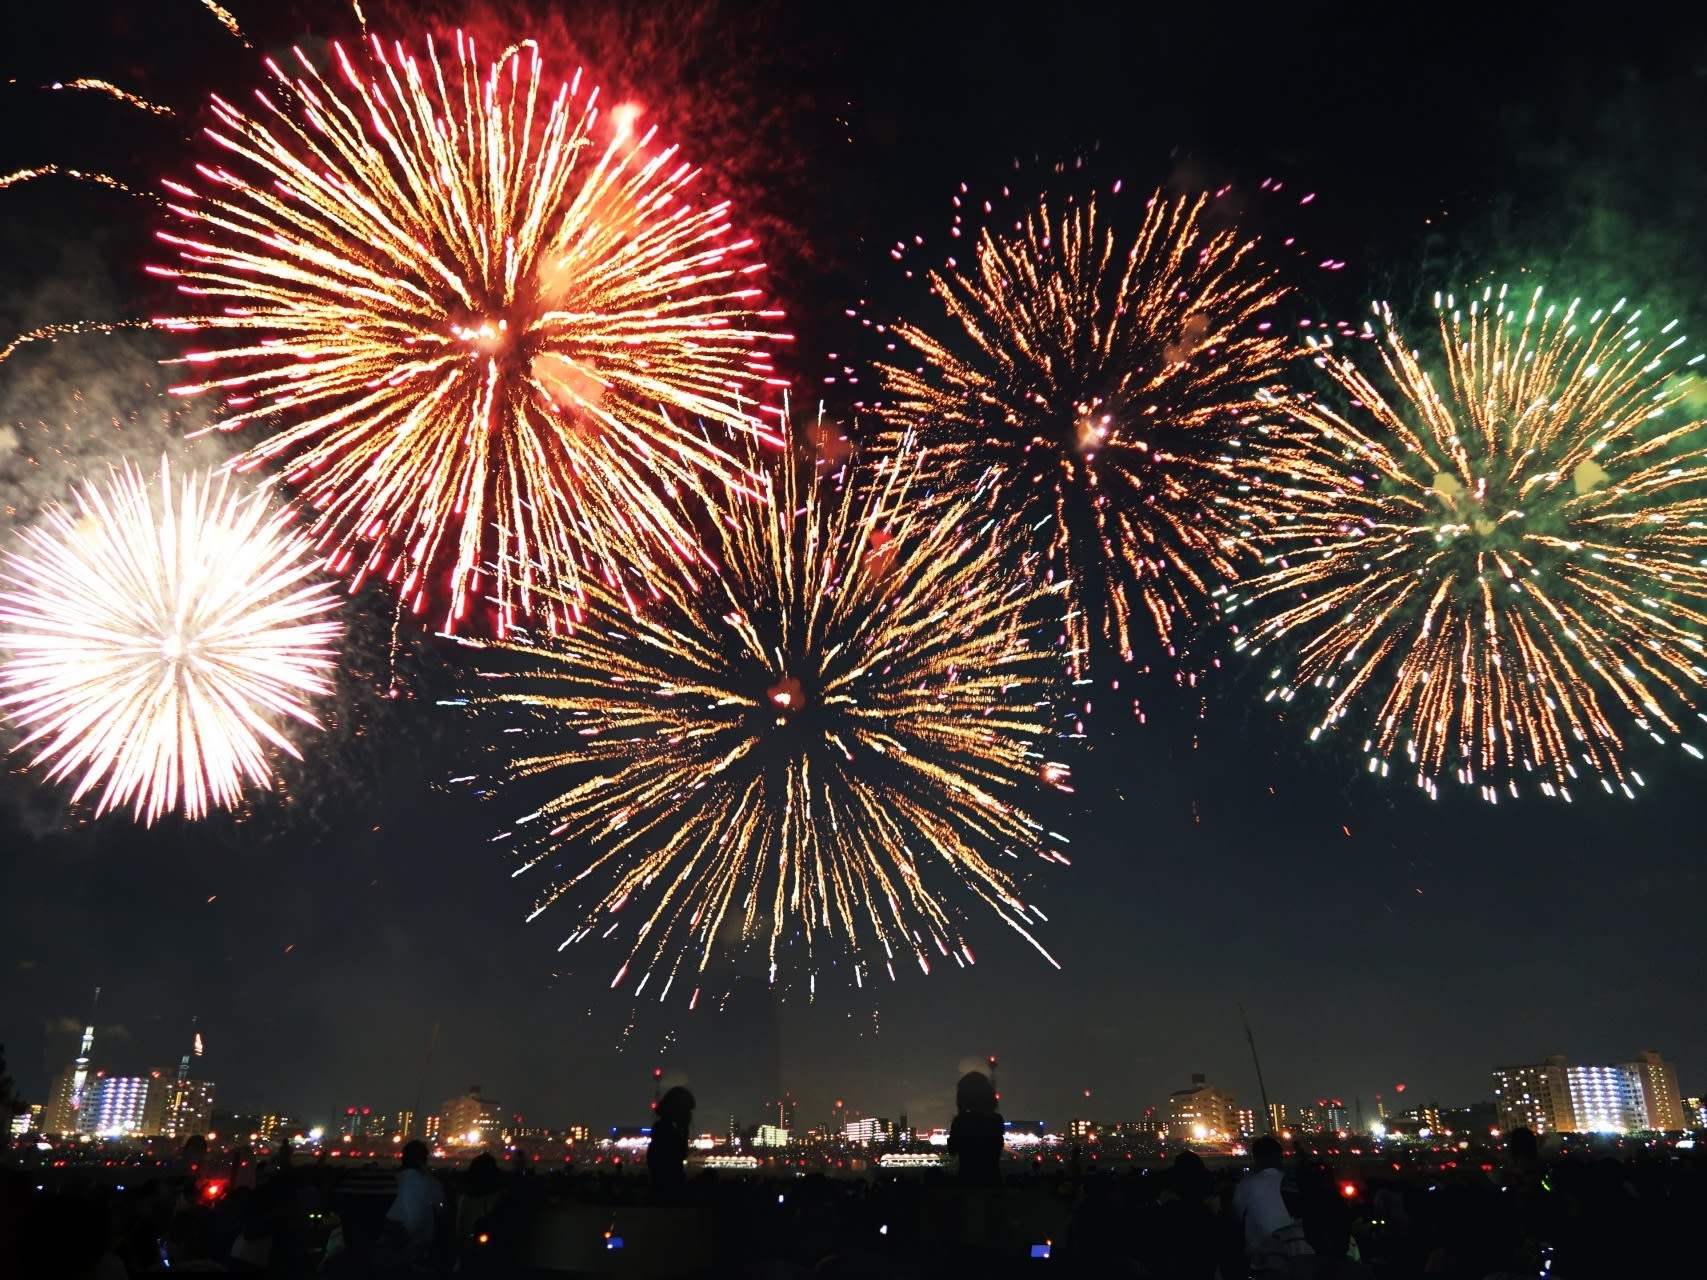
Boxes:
[875,188,1296,675]
[152,32,788,633]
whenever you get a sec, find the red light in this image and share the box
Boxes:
[1339,1182,1357,1199]
[200,1180,228,1204]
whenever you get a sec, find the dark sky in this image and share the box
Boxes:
[3,0,1707,1136]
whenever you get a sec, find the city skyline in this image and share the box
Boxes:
[3,0,1707,1132]
[16,997,1701,1139]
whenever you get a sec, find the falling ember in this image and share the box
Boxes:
[875,187,1298,676]
[1227,283,1707,802]
[0,459,341,825]
[152,31,788,634]
[462,424,1072,999]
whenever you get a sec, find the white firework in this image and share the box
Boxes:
[0,458,342,823]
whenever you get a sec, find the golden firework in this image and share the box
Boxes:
[875,188,1295,674]
[457,428,1072,1003]
[153,32,787,634]
[1226,283,1707,801]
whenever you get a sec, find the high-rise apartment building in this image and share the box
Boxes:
[1492,1055,1574,1135]
[1625,1051,1688,1131]
[1168,1074,1238,1142]
[84,1072,162,1136]
[1266,1102,1287,1134]
[1566,1065,1645,1133]
[161,1079,217,1139]
[341,1106,379,1140]
[441,1086,504,1147]
[843,1117,891,1145]
[1495,1051,1687,1135]
[1237,1109,1257,1137]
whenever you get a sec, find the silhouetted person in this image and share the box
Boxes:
[947,1070,1003,1187]
[456,1152,507,1272]
[1233,1135,1312,1276]
[647,1086,695,1197]
[384,1138,445,1265]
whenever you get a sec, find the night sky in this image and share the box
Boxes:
[4,0,1707,1137]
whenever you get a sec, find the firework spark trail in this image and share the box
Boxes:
[0,167,149,201]
[38,79,175,116]
[152,31,788,635]
[0,459,341,824]
[455,428,1073,1004]
[1224,283,1707,802]
[198,0,249,46]
[0,320,156,367]
[875,187,1296,677]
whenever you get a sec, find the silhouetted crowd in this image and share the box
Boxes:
[5,1094,1706,1277]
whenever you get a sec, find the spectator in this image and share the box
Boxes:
[1233,1135,1313,1277]
[946,1071,1004,1188]
[385,1138,446,1264]
[648,1086,696,1197]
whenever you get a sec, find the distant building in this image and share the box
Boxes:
[1397,1105,1443,1133]
[1266,1103,1287,1134]
[424,1115,441,1143]
[1496,1051,1685,1135]
[1168,1075,1237,1143]
[1068,1118,1095,1139]
[10,1104,44,1138]
[1566,1065,1645,1134]
[1493,1055,1574,1135]
[258,1115,301,1143]
[341,1106,380,1140]
[46,1065,81,1136]
[843,1117,890,1145]
[1626,1052,1687,1131]
[441,1086,504,1147]
[756,1125,790,1148]
[161,1080,217,1140]
[86,1072,166,1136]
[1293,1099,1348,1134]
[1684,1097,1707,1130]
[1237,1109,1256,1138]
[393,1110,416,1139]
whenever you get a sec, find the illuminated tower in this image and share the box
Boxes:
[46,987,103,1133]
[70,986,101,1124]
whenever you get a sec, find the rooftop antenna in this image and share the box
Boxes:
[988,1054,1000,1104]
[1239,1004,1274,1132]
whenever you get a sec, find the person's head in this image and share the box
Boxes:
[956,1071,997,1116]
[657,1086,695,1126]
[1252,1135,1285,1170]
[467,1151,502,1194]
[401,1139,429,1170]
[182,1134,208,1162]
[1506,1125,1539,1165]
[1172,1148,1210,1194]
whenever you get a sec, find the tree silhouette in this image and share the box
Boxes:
[0,1043,25,1122]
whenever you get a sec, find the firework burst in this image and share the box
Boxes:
[0,459,342,824]
[456,430,1072,1004]
[1225,283,1707,802]
[874,187,1295,675]
[152,31,787,634]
